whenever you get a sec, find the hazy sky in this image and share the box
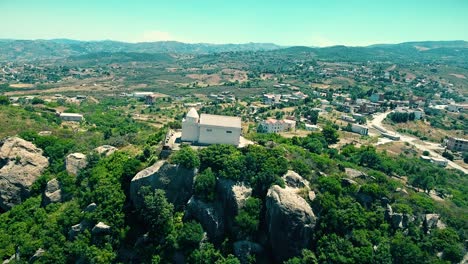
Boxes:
[1,0,467,46]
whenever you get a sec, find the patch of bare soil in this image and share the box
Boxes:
[449,73,466,79]
[9,83,34,88]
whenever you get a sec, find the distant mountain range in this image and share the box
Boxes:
[0,39,282,61]
[0,39,467,63]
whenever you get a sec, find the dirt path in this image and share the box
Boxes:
[368,111,467,174]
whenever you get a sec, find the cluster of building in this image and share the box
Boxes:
[263,92,308,105]
[209,91,236,102]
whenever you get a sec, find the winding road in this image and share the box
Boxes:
[368,111,467,174]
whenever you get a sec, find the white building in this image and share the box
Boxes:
[259,118,296,133]
[445,137,468,152]
[59,113,84,122]
[263,94,281,105]
[181,108,241,146]
[351,124,369,136]
[305,124,321,131]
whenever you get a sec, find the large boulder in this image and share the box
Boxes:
[42,178,62,206]
[130,161,197,209]
[92,222,111,235]
[65,153,87,176]
[266,185,316,263]
[423,214,446,232]
[282,170,309,188]
[0,137,49,211]
[185,196,224,243]
[345,168,367,179]
[216,178,252,232]
[94,145,118,157]
[29,248,45,262]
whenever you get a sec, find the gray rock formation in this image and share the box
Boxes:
[94,145,118,156]
[130,161,197,209]
[423,214,446,232]
[345,168,367,179]
[266,185,316,263]
[395,187,409,195]
[282,170,309,188]
[342,178,358,187]
[185,196,224,242]
[42,178,62,206]
[0,137,49,211]
[29,248,45,262]
[83,202,97,213]
[385,204,415,229]
[92,222,111,235]
[233,240,264,264]
[69,222,87,240]
[216,178,252,232]
[65,153,87,176]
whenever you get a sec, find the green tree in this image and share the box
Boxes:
[194,168,216,202]
[171,146,200,169]
[284,249,318,264]
[177,221,204,252]
[322,125,339,145]
[140,188,174,241]
[0,95,10,105]
[235,197,262,237]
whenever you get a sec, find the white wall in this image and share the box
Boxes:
[198,125,241,145]
[181,121,199,142]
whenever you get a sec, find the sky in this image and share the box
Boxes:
[1,0,467,46]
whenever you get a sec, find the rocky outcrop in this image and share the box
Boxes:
[0,137,49,211]
[185,196,224,243]
[83,202,97,213]
[342,178,358,187]
[130,161,197,209]
[29,248,45,262]
[385,204,415,229]
[92,222,111,235]
[282,170,309,188]
[266,185,316,263]
[216,178,252,232]
[42,178,62,206]
[345,168,367,179]
[69,222,88,240]
[94,145,118,156]
[423,214,446,232]
[65,153,87,176]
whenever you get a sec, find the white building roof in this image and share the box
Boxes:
[60,113,83,118]
[186,108,199,119]
[199,114,241,129]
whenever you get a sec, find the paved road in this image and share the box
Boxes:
[368,111,468,174]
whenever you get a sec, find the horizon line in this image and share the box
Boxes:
[0,38,466,48]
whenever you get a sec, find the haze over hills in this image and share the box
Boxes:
[1,38,467,63]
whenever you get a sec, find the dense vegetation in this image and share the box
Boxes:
[0,114,465,263]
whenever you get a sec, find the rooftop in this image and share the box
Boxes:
[199,114,241,128]
[60,113,83,117]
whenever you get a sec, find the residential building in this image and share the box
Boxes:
[59,113,84,122]
[351,124,369,136]
[181,108,241,146]
[259,118,296,133]
[370,93,384,103]
[445,137,468,152]
[145,94,158,105]
[305,124,320,131]
[263,94,281,105]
